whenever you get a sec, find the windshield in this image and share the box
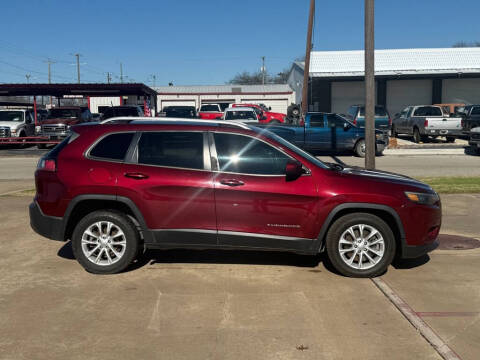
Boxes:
[359,106,388,117]
[251,126,328,169]
[200,105,220,112]
[48,109,79,119]
[0,111,24,122]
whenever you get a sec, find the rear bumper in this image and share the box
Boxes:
[29,201,65,241]
[425,128,462,137]
[401,240,439,259]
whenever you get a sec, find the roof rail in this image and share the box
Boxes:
[100,116,252,129]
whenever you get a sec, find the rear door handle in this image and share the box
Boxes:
[220,179,244,187]
[124,172,149,180]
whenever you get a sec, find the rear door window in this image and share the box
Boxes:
[89,133,134,160]
[200,105,220,112]
[137,132,204,170]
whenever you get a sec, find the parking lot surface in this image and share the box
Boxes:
[1,192,479,360]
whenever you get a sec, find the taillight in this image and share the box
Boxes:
[353,117,357,125]
[388,117,392,126]
[424,119,429,127]
[461,119,464,127]
[37,158,56,172]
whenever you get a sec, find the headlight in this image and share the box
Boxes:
[35,126,41,133]
[11,129,16,134]
[376,133,381,139]
[405,191,440,206]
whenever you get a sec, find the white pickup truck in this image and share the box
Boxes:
[392,105,463,143]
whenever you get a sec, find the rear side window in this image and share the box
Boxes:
[137,132,204,169]
[89,133,134,160]
[310,114,325,127]
[471,107,480,115]
[414,106,442,116]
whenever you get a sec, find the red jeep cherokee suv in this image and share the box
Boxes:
[30,118,441,277]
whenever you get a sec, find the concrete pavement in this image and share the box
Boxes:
[1,192,479,359]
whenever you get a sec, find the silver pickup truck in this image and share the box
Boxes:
[392,105,462,143]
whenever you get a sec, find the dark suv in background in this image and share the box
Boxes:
[30,119,441,277]
[101,105,144,120]
[346,105,391,130]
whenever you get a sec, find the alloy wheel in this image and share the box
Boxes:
[81,221,127,266]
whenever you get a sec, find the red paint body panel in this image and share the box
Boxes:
[198,112,223,120]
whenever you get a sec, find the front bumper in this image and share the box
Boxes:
[29,201,65,241]
[401,240,439,258]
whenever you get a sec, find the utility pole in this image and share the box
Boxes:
[25,74,31,83]
[120,63,124,83]
[150,74,156,87]
[301,0,315,115]
[44,58,56,84]
[74,53,81,84]
[106,72,112,84]
[364,0,376,169]
[261,56,266,85]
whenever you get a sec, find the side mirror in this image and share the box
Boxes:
[268,106,272,111]
[285,160,304,182]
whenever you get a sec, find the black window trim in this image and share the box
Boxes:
[127,130,211,172]
[85,131,136,163]
[208,131,310,177]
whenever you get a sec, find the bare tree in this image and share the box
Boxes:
[228,71,266,85]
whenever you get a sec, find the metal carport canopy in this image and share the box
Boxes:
[0,83,157,98]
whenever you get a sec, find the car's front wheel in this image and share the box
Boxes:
[354,139,366,157]
[72,210,140,274]
[325,213,396,277]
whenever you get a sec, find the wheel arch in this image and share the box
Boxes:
[63,195,152,242]
[315,203,405,255]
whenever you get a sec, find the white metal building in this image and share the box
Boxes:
[288,48,480,116]
[154,84,295,114]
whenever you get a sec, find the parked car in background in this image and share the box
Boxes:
[391,105,462,143]
[231,103,286,124]
[434,103,465,116]
[39,106,92,149]
[458,105,480,134]
[0,108,36,143]
[198,104,224,120]
[164,106,197,118]
[223,107,259,123]
[346,105,391,130]
[256,113,388,157]
[101,105,143,120]
[469,127,480,154]
[30,118,441,277]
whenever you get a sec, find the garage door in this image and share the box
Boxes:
[387,80,432,116]
[160,100,196,111]
[442,78,480,105]
[241,99,289,114]
[331,81,375,115]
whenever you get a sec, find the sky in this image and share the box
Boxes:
[0,0,479,86]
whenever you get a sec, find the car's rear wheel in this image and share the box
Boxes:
[413,128,421,143]
[446,136,455,143]
[72,210,140,274]
[354,139,366,157]
[325,213,396,278]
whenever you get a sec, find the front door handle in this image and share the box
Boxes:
[124,172,149,180]
[220,179,244,187]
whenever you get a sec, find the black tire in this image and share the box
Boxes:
[71,210,140,274]
[37,143,47,149]
[391,125,398,138]
[354,139,366,158]
[18,131,28,148]
[413,128,421,143]
[446,136,455,143]
[325,213,396,278]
